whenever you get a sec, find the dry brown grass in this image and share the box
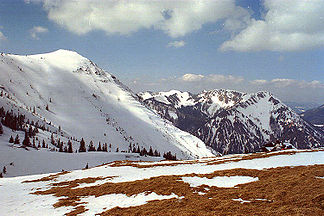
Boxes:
[29,164,324,216]
[24,150,324,215]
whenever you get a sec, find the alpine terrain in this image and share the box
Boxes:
[0,50,214,177]
[139,90,324,154]
[301,104,324,132]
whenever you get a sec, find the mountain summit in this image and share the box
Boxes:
[0,50,214,162]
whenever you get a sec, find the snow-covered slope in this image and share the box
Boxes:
[139,90,324,154]
[0,50,214,171]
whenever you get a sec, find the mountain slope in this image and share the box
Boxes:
[139,90,324,154]
[0,50,214,167]
[301,104,324,125]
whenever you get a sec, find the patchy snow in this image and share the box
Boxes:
[181,176,258,188]
[47,151,324,184]
[232,198,271,204]
[80,192,179,216]
[0,151,323,215]
[232,198,251,204]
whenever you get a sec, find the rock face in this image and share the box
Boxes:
[139,90,324,154]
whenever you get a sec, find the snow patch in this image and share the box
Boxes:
[181,176,258,188]
[79,192,179,216]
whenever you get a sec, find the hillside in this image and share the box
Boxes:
[0,50,214,177]
[301,104,324,126]
[139,90,324,154]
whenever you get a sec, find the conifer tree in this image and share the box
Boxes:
[67,140,73,153]
[9,135,14,143]
[14,134,20,144]
[50,133,55,146]
[22,131,31,147]
[32,138,36,148]
[3,166,6,174]
[79,138,86,152]
[85,163,89,169]
[88,140,96,151]
[149,146,153,156]
[97,142,102,151]
[42,139,46,148]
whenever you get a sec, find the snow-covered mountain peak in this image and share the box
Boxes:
[0,50,215,161]
[5,49,95,74]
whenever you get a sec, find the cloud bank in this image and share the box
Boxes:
[28,0,247,37]
[220,0,324,51]
[29,0,324,51]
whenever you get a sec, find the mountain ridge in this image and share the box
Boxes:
[0,50,214,163]
[139,89,324,154]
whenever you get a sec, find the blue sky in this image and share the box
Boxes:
[0,0,323,103]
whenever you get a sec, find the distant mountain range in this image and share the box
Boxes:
[283,102,320,114]
[139,90,324,154]
[301,104,324,129]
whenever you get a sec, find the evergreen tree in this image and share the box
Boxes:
[136,146,140,153]
[22,131,31,147]
[97,142,102,151]
[50,133,55,146]
[3,166,6,174]
[14,134,20,144]
[88,140,96,151]
[79,138,86,152]
[9,135,14,143]
[32,138,36,148]
[67,140,73,153]
[85,163,89,169]
[59,143,63,152]
[148,146,153,156]
[42,139,46,148]
[103,143,108,152]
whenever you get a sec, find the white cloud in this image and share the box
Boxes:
[167,40,185,48]
[30,26,48,39]
[221,0,324,51]
[180,74,244,84]
[181,73,204,81]
[250,79,268,85]
[30,0,249,38]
